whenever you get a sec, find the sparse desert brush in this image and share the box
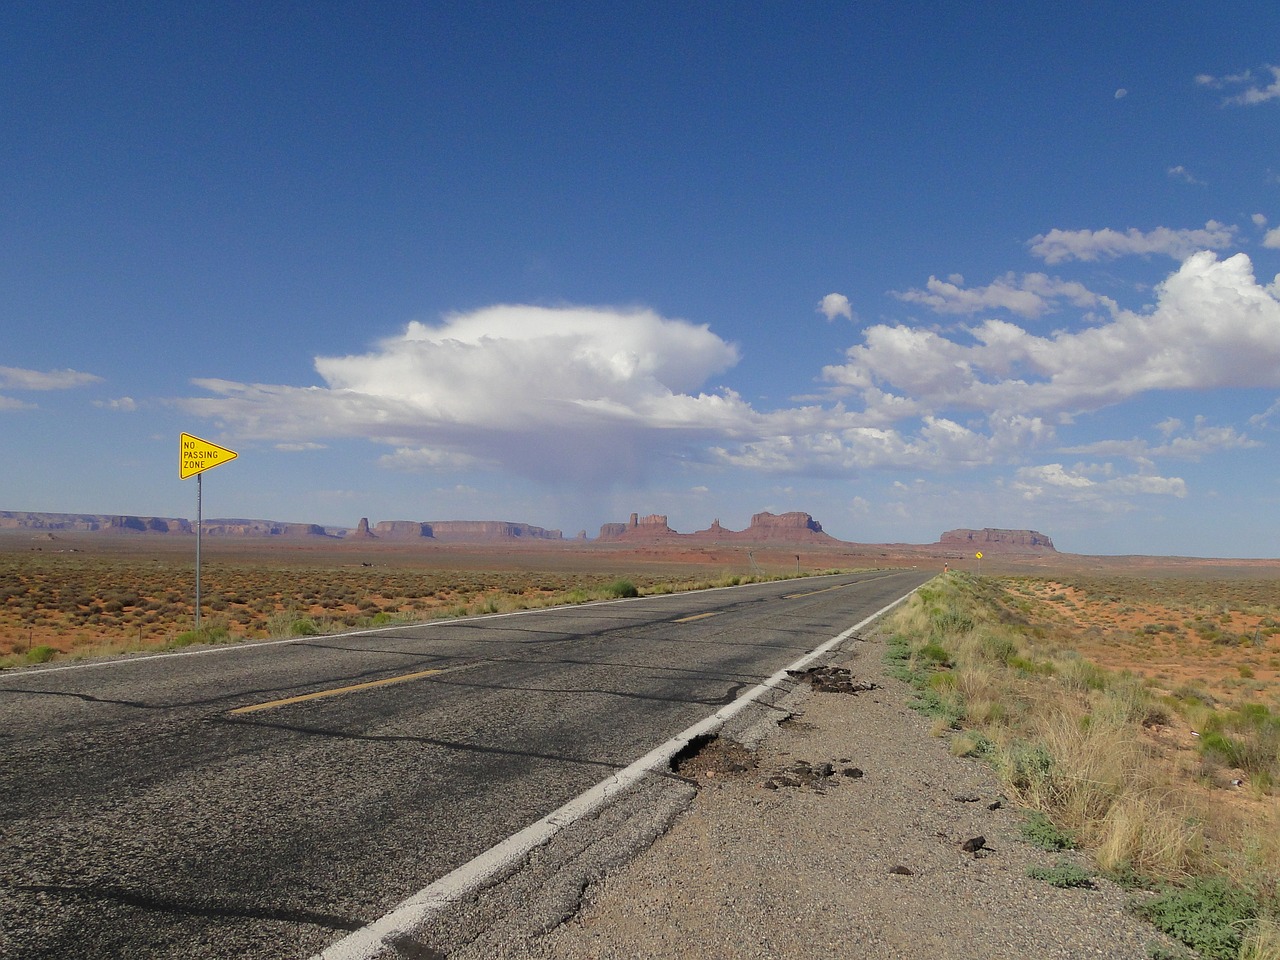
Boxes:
[1093,788,1207,881]
[886,570,1280,898]
[1240,918,1280,960]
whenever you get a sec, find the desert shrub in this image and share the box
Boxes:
[1132,878,1258,960]
[605,578,639,599]
[1028,859,1094,889]
[1239,918,1280,960]
[171,620,231,647]
[1019,810,1078,851]
[25,645,56,664]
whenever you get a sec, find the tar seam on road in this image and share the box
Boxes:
[311,583,923,960]
[227,668,444,715]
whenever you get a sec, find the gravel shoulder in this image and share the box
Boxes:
[432,626,1183,960]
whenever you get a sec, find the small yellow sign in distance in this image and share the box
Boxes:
[975,551,983,560]
[180,432,239,480]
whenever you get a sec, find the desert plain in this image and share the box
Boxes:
[4,527,1280,720]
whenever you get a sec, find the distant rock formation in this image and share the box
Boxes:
[739,511,832,542]
[598,510,835,544]
[366,520,563,541]
[598,513,675,540]
[938,528,1056,553]
[373,520,433,539]
[0,508,1058,554]
[202,519,333,537]
[427,520,562,542]
[0,511,194,534]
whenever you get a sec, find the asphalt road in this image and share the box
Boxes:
[0,569,930,959]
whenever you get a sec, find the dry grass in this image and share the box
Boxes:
[885,571,1280,952]
[0,538,850,667]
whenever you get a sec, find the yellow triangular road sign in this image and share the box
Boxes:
[180,433,239,480]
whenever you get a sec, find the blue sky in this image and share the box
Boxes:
[4,2,1280,557]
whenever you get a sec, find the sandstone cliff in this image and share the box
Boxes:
[0,511,194,534]
[598,510,835,544]
[372,520,433,539]
[937,528,1056,553]
[597,513,676,541]
[202,519,333,537]
[427,520,563,542]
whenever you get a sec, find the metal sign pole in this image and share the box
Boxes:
[179,432,238,634]
[195,472,202,630]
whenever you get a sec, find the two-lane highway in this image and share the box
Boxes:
[0,569,930,959]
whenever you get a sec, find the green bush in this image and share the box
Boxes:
[1028,859,1094,889]
[605,579,639,599]
[25,645,56,664]
[1131,878,1257,960]
[171,620,231,647]
[1019,810,1077,851]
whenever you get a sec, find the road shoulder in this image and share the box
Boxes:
[404,629,1180,959]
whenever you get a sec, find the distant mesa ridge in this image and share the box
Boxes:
[939,527,1055,553]
[597,510,835,544]
[368,519,563,541]
[0,510,1056,552]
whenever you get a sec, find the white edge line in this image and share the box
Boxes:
[12,571,876,677]
[312,583,922,960]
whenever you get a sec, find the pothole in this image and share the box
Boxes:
[670,734,757,782]
[761,757,864,791]
[786,665,878,694]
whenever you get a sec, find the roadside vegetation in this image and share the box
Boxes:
[0,552,848,667]
[885,572,1280,960]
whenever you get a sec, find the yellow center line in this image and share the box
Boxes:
[228,668,444,715]
[674,612,720,623]
[783,584,848,599]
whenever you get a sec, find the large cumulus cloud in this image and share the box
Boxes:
[184,304,754,484]
[825,252,1280,421]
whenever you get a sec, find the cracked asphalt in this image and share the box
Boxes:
[0,569,929,959]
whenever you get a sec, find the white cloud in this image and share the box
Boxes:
[0,396,35,412]
[894,272,1118,319]
[93,396,137,412]
[1264,227,1280,249]
[1249,397,1280,427]
[1253,213,1268,228]
[1114,88,1128,99]
[1012,463,1186,504]
[1167,165,1205,185]
[1027,220,1237,264]
[818,293,854,322]
[0,365,103,391]
[1059,417,1259,460]
[377,447,480,470]
[275,441,327,452]
[1198,65,1280,106]
[184,305,748,486]
[826,251,1280,421]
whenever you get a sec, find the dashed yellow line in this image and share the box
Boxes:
[228,668,443,715]
[674,612,720,623]
[783,584,847,599]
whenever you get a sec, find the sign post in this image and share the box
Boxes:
[179,433,239,629]
[975,550,983,574]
